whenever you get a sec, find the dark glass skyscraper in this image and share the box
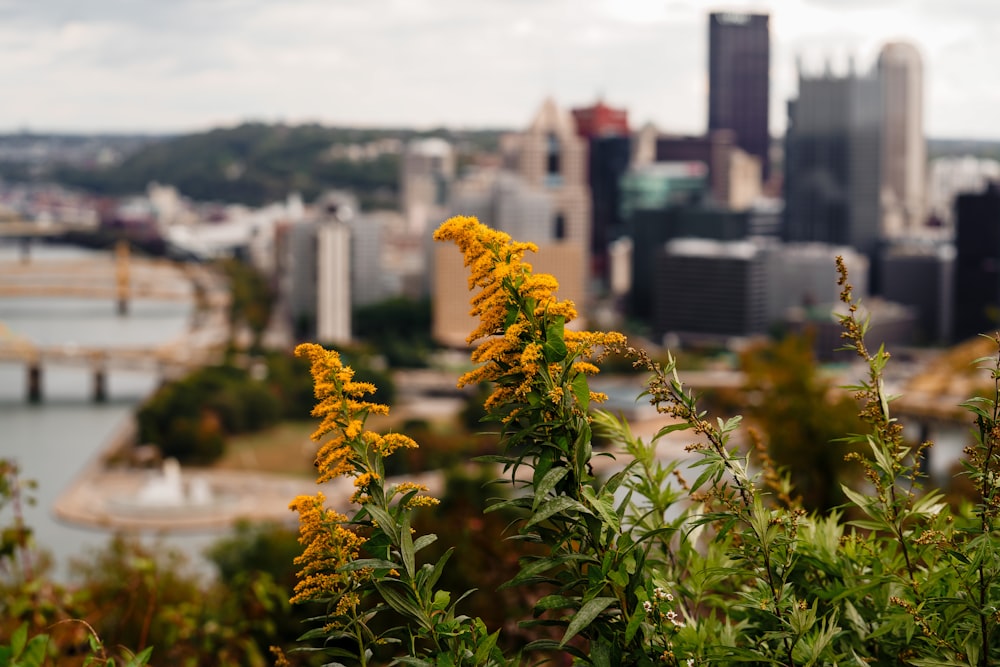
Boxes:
[708,12,771,179]
[953,183,1000,342]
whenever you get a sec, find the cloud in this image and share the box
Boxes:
[0,0,996,138]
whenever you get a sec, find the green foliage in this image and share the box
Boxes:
[137,364,281,463]
[42,123,505,208]
[740,334,865,512]
[289,223,1000,666]
[220,257,274,350]
[0,622,153,667]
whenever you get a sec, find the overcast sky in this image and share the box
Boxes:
[1,0,997,139]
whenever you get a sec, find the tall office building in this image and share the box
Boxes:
[881,241,954,344]
[653,238,769,340]
[316,220,351,344]
[953,183,1000,342]
[878,42,926,237]
[502,97,591,249]
[572,99,631,285]
[708,12,771,180]
[783,63,882,267]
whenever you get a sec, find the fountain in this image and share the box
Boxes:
[109,457,233,519]
[136,458,190,507]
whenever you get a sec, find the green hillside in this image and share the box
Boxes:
[48,122,504,208]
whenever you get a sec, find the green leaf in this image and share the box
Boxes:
[10,624,26,658]
[365,504,399,541]
[654,421,692,439]
[483,496,532,514]
[572,373,590,411]
[421,548,453,597]
[400,513,415,577]
[560,597,616,646]
[374,580,431,630]
[472,629,501,665]
[413,533,438,554]
[525,496,592,528]
[503,556,563,588]
[19,635,49,667]
[533,467,569,510]
[124,647,154,667]
[581,486,621,535]
[522,639,589,660]
[533,594,576,615]
[625,608,645,644]
[543,316,568,362]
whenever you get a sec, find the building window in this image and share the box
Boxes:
[553,213,567,240]
[546,132,562,181]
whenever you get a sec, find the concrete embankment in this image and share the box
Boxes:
[52,414,444,532]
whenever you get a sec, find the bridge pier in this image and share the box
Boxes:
[92,366,107,403]
[115,239,130,317]
[26,362,42,403]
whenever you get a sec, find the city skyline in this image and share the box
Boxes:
[1,0,998,139]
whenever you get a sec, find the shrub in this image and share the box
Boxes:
[287,216,1000,666]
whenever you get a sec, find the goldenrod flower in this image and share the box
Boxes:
[288,493,366,606]
[434,216,627,421]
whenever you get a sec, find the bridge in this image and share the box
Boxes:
[0,249,231,402]
[0,239,195,312]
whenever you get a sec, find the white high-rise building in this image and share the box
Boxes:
[316,220,351,344]
[879,42,926,237]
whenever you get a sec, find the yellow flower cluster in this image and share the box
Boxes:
[434,216,627,418]
[391,481,441,509]
[291,342,442,610]
[295,343,389,444]
[288,492,367,605]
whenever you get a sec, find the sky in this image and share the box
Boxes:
[0,0,998,139]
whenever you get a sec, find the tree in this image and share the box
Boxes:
[740,333,864,512]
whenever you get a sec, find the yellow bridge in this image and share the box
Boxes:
[0,244,231,402]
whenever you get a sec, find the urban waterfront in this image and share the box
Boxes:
[0,243,222,579]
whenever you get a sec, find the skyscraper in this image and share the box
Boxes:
[878,42,925,237]
[953,183,1000,342]
[572,98,631,285]
[783,63,882,266]
[708,12,771,180]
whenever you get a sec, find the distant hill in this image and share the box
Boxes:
[928,137,1000,161]
[4,123,506,208]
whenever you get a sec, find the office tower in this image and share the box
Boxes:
[708,12,771,180]
[284,193,353,343]
[572,99,631,285]
[400,138,455,234]
[783,63,882,266]
[652,238,769,339]
[316,219,351,344]
[953,183,1000,342]
[502,97,591,249]
[878,42,926,237]
[348,211,398,307]
[881,241,954,343]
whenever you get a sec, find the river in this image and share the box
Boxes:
[0,242,222,580]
